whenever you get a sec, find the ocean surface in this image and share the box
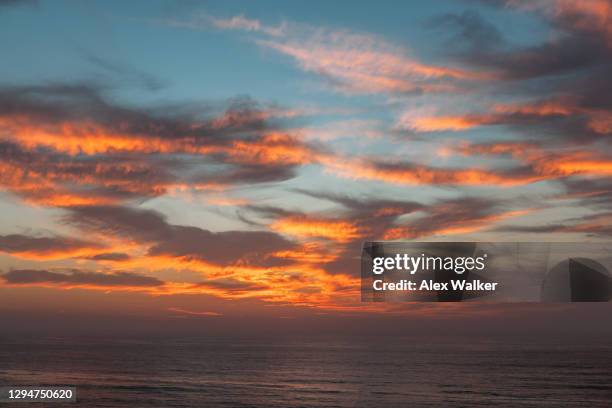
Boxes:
[0,336,610,407]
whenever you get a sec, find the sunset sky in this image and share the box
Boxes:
[1,0,611,331]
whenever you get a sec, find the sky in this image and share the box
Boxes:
[0,0,611,334]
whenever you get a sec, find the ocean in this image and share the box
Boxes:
[0,336,610,407]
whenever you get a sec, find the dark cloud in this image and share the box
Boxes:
[430,10,505,51]
[1,269,163,287]
[85,252,131,262]
[571,66,612,112]
[494,211,612,237]
[0,233,99,255]
[148,226,294,266]
[315,242,363,277]
[493,224,562,234]
[0,83,107,124]
[242,205,295,219]
[66,205,296,266]
[558,177,612,210]
[405,197,509,236]
[193,163,297,185]
[293,189,424,217]
[0,84,270,140]
[66,205,174,242]
[192,278,269,292]
[467,34,606,80]
[459,1,612,79]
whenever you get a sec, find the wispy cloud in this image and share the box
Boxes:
[211,14,286,37]
[176,14,492,95]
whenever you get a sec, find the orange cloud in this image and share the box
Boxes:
[0,155,169,207]
[533,154,612,177]
[326,158,543,186]
[493,100,576,116]
[0,116,319,164]
[0,117,186,155]
[273,242,340,264]
[0,255,362,308]
[271,216,366,242]
[457,141,539,157]
[227,132,318,165]
[406,115,487,132]
[403,99,577,133]
[587,111,612,134]
[457,143,612,178]
[0,113,325,206]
